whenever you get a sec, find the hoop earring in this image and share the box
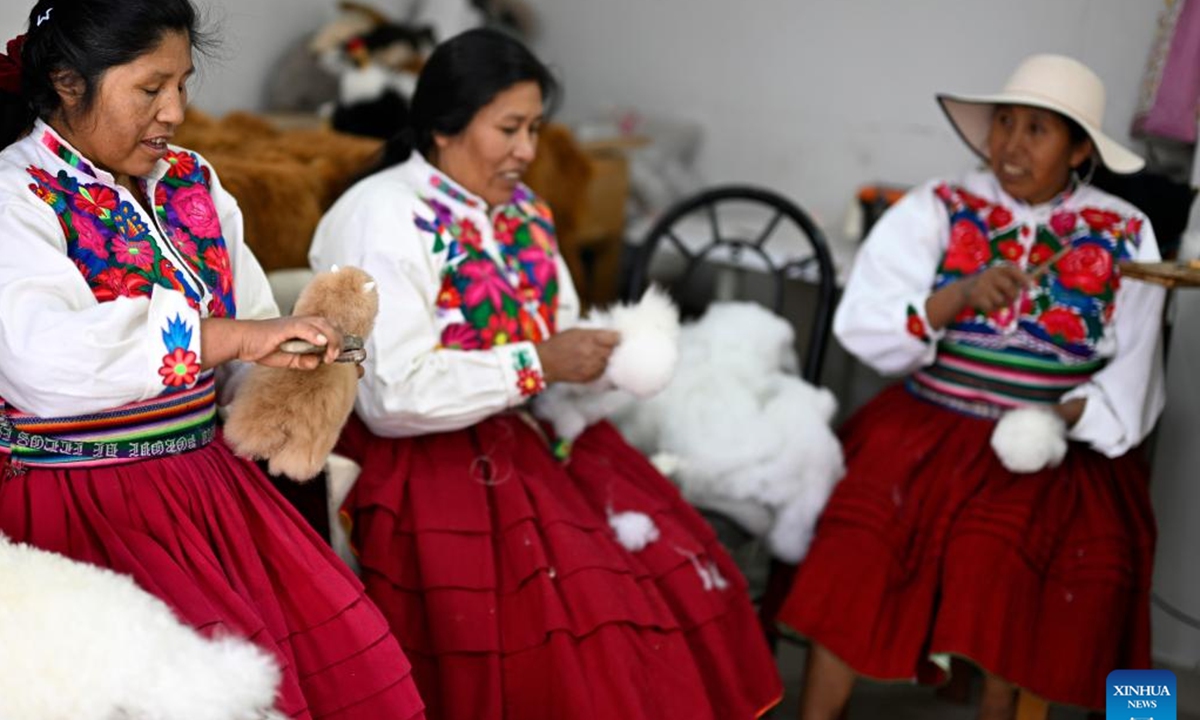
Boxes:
[1071,160,1096,187]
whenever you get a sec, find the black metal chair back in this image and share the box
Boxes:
[625,185,836,383]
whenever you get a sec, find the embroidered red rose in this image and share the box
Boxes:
[1038,307,1086,344]
[987,206,1013,229]
[1049,211,1077,237]
[997,240,1024,261]
[1028,243,1056,265]
[169,185,222,239]
[943,219,990,274]
[1080,208,1121,232]
[165,150,196,180]
[1055,244,1113,295]
[516,367,545,396]
[159,347,200,387]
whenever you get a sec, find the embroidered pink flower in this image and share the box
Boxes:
[202,245,233,293]
[1049,211,1077,237]
[987,206,1013,229]
[159,347,200,387]
[997,240,1024,262]
[73,215,109,258]
[112,237,153,269]
[169,226,198,259]
[459,259,516,310]
[1056,244,1113,296]
[516,367,545,396]
[517,246,557,287]
[169,185,222,239]
[440,323,483,350]
[1038,307,1086,344]
[71,185,117,217]
[482,314,518,346]
[1080,208,1121,232]
[943,219,990,274]
[165,150,196,180]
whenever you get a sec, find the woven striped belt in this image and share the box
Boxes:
[0,375,217,468]
[907,342,1104,419]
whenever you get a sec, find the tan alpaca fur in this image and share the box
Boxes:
[223,266,379,481]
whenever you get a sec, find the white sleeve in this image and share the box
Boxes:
[0,200,202,416]
[833,182,948,376]
[1061,218,1166,457]
[310,183,545,438]
[555,253,582,331]
[200,155,281,405]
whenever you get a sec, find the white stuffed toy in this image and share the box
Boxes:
[532,285,680,553]
[990,405,1069,473]
[613,302,846,563]
[0,534,284,720]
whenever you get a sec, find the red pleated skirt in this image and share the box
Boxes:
[337,413,783,720]
[777,385,1155,710]
[0,440,426,720]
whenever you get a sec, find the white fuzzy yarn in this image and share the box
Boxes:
[608,511,661,552]
[990,406,1069,473]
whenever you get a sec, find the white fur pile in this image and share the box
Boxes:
[0,534,283,720]
[990,406,1069,473]
[612,302,846,563]
[533,285,680,442]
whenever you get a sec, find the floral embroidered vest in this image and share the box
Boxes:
[931,183,1139,361]
[416,182,560,352]
[25,132,237,319]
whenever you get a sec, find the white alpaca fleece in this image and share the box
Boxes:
[608,511,661,552]
[0,535,283,720]
[613,302,845,562]
[991,406,1069,473]
[533,285,680,441]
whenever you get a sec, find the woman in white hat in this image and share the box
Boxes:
[777,54,1165,718]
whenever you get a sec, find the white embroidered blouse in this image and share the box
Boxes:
[309,152,580,438]
[836,170,1166,457]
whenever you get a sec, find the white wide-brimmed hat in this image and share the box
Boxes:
[937,53,1144,174]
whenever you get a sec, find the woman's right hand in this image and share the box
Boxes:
[536,328,621,384]
[201,316,344,370]
[925,264,1030,329]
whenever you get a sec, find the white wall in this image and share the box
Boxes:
[524,0,1160,241]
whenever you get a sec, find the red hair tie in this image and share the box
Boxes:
[0,35,27,96]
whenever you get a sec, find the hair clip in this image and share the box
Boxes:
[36,8,52,27]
